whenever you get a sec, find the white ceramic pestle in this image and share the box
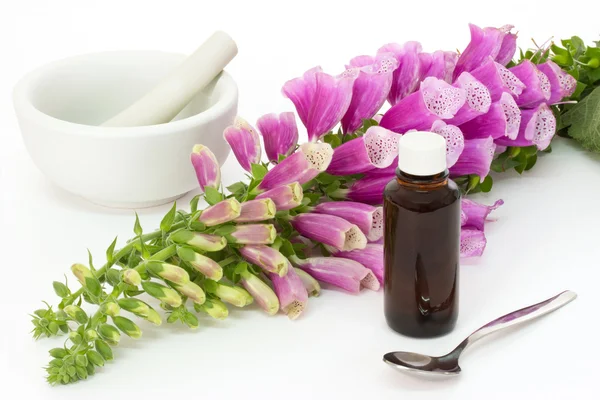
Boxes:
[102,30,237,127]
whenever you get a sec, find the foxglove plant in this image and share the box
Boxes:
[35,21,582,386]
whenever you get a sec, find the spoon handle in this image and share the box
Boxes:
[459,290,577,351]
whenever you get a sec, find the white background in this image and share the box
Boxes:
[1,1,600,398]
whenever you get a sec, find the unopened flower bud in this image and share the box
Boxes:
[173,281,206,305]
[170,230,227,252]
[64,305,89,324]
[122,269,142,286]
[198,298,229,320]
[71,264,102,297]
[145,261,190,284]
[112,316,142,339]
[100,302,120,317]
[141,281,182,308]
[97,323,121,345]
[198,198,242,226]
[213,283,254,307]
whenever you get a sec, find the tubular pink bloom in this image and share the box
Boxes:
[537,61,577,104]
[423,50,458,82]
[461,199,504,231]
[453,24,505,80]
[460,92,521,140]
[235,199,276,223]
[380,77,466,133]
[509,60,551,108]
[269,267,308,320]
[190,144,221,191]
[258,142,333,190]
[334,244,384,284]
[291,256,380,293]
[291,213,367,252]
[326,126,400,175]
[256,112,298,162]
[226,224,277,245]
[312,202,383,241]
[446,72,492,125]
[430,120,464,168]
[460,228,487,258]
[282,66,358,142]
[223,117,261,172]
[239,245,290,277]
[495,103,556,150]
[239,271,280,315]
[495,25,517,66]
[470,58,525,101]
[255,182,303,211]
[378,41,422,105]
[341,175,391,205]
[363,162,397,178]
[449,137,496,179]
[198,198,241,226]
[341,53,398,133]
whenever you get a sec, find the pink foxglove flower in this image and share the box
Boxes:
[509,60,551,108]
[291,213,367,252]
[312,202,383,241]
[460,92,521,140]
[239,245,290,277]
[537,61,577,104]
[341,53,398,133]
[258,142,333,190]
[226,224,277,245]
[449,137,496,179]
[380,77,466,133]
[326,126,399,175]
[235,199,276,223]
[176,247,223,281]
[256,112,298,162]
[190,144,221,191]
[453,24,507,80]
[269,267,308,320]
[223,117,261,172]
[336,175,391,205]
[282,66,358,142]
[333,244,384,284]
[430,120,464,168]
[293,267,320,297]
[291,256,380,293]
[460,228,487,258]
[198,198,242,226]
[239,271,280,315]
[378,41,422,105]
[461,199,504,231]
[495,103,556,151]
[470,58,525,101]
[255,182,303,211]
[446,72,492,125]
[495,26,517,66]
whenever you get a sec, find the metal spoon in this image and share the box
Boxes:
[383,290,577,376]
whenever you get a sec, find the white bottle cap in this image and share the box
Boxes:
[397,131,447,176]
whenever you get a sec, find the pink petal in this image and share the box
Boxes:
[495,103,556,150]
[341,53,398,133]
[537,61,577,104]
[461,198,504,231]
[378,41,422,105]
[223,117,261,172]
[334,244,384,284]
[190,144,221,191]
[345,175,391,205]
[281,67,320,130]
[256,112,298,162]
[424,50,458,82]
[495,26,517,66]
[327,126,399,175]
[460,92,521,140]
[460,228,487,258]
[269,267,308,320]
[430,120,464,168]
[470,58,525,101]
[294,256,379,293]
[509,60,551,108]
[446,72,492,125]
[449,137,496,179]
[453,24,505,80]
[291,213,367,251]
[312,202,383,241]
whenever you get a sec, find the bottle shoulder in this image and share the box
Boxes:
[384,178,461,212]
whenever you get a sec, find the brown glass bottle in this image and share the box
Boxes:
[383,135,461,338]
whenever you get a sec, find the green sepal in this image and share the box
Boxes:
[52,281,70,298]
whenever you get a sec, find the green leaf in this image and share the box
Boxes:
[524,153,538,171]
[466,175,480,193]
[106,269,121,286]
[139,238,151,259]
[133,213,143,236]
[160,202,177,232]
[562,86,600,152]
[106,236,118,264]
[212,224,236,236]
[479,176,493,193]
[279,238,296,258]
[53,282,70,298]
[323,132,343,149]
[203,279,218,294]
[87,249,95,272]
[226,182,247,195]
[251,163,268,180]
[190,194,202,213]
[204,186,223,206]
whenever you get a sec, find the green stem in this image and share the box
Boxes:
[149,244,177,261]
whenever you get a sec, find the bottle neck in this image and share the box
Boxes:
[395,169,449,190]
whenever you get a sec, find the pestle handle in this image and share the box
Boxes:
[102,31,238,127]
